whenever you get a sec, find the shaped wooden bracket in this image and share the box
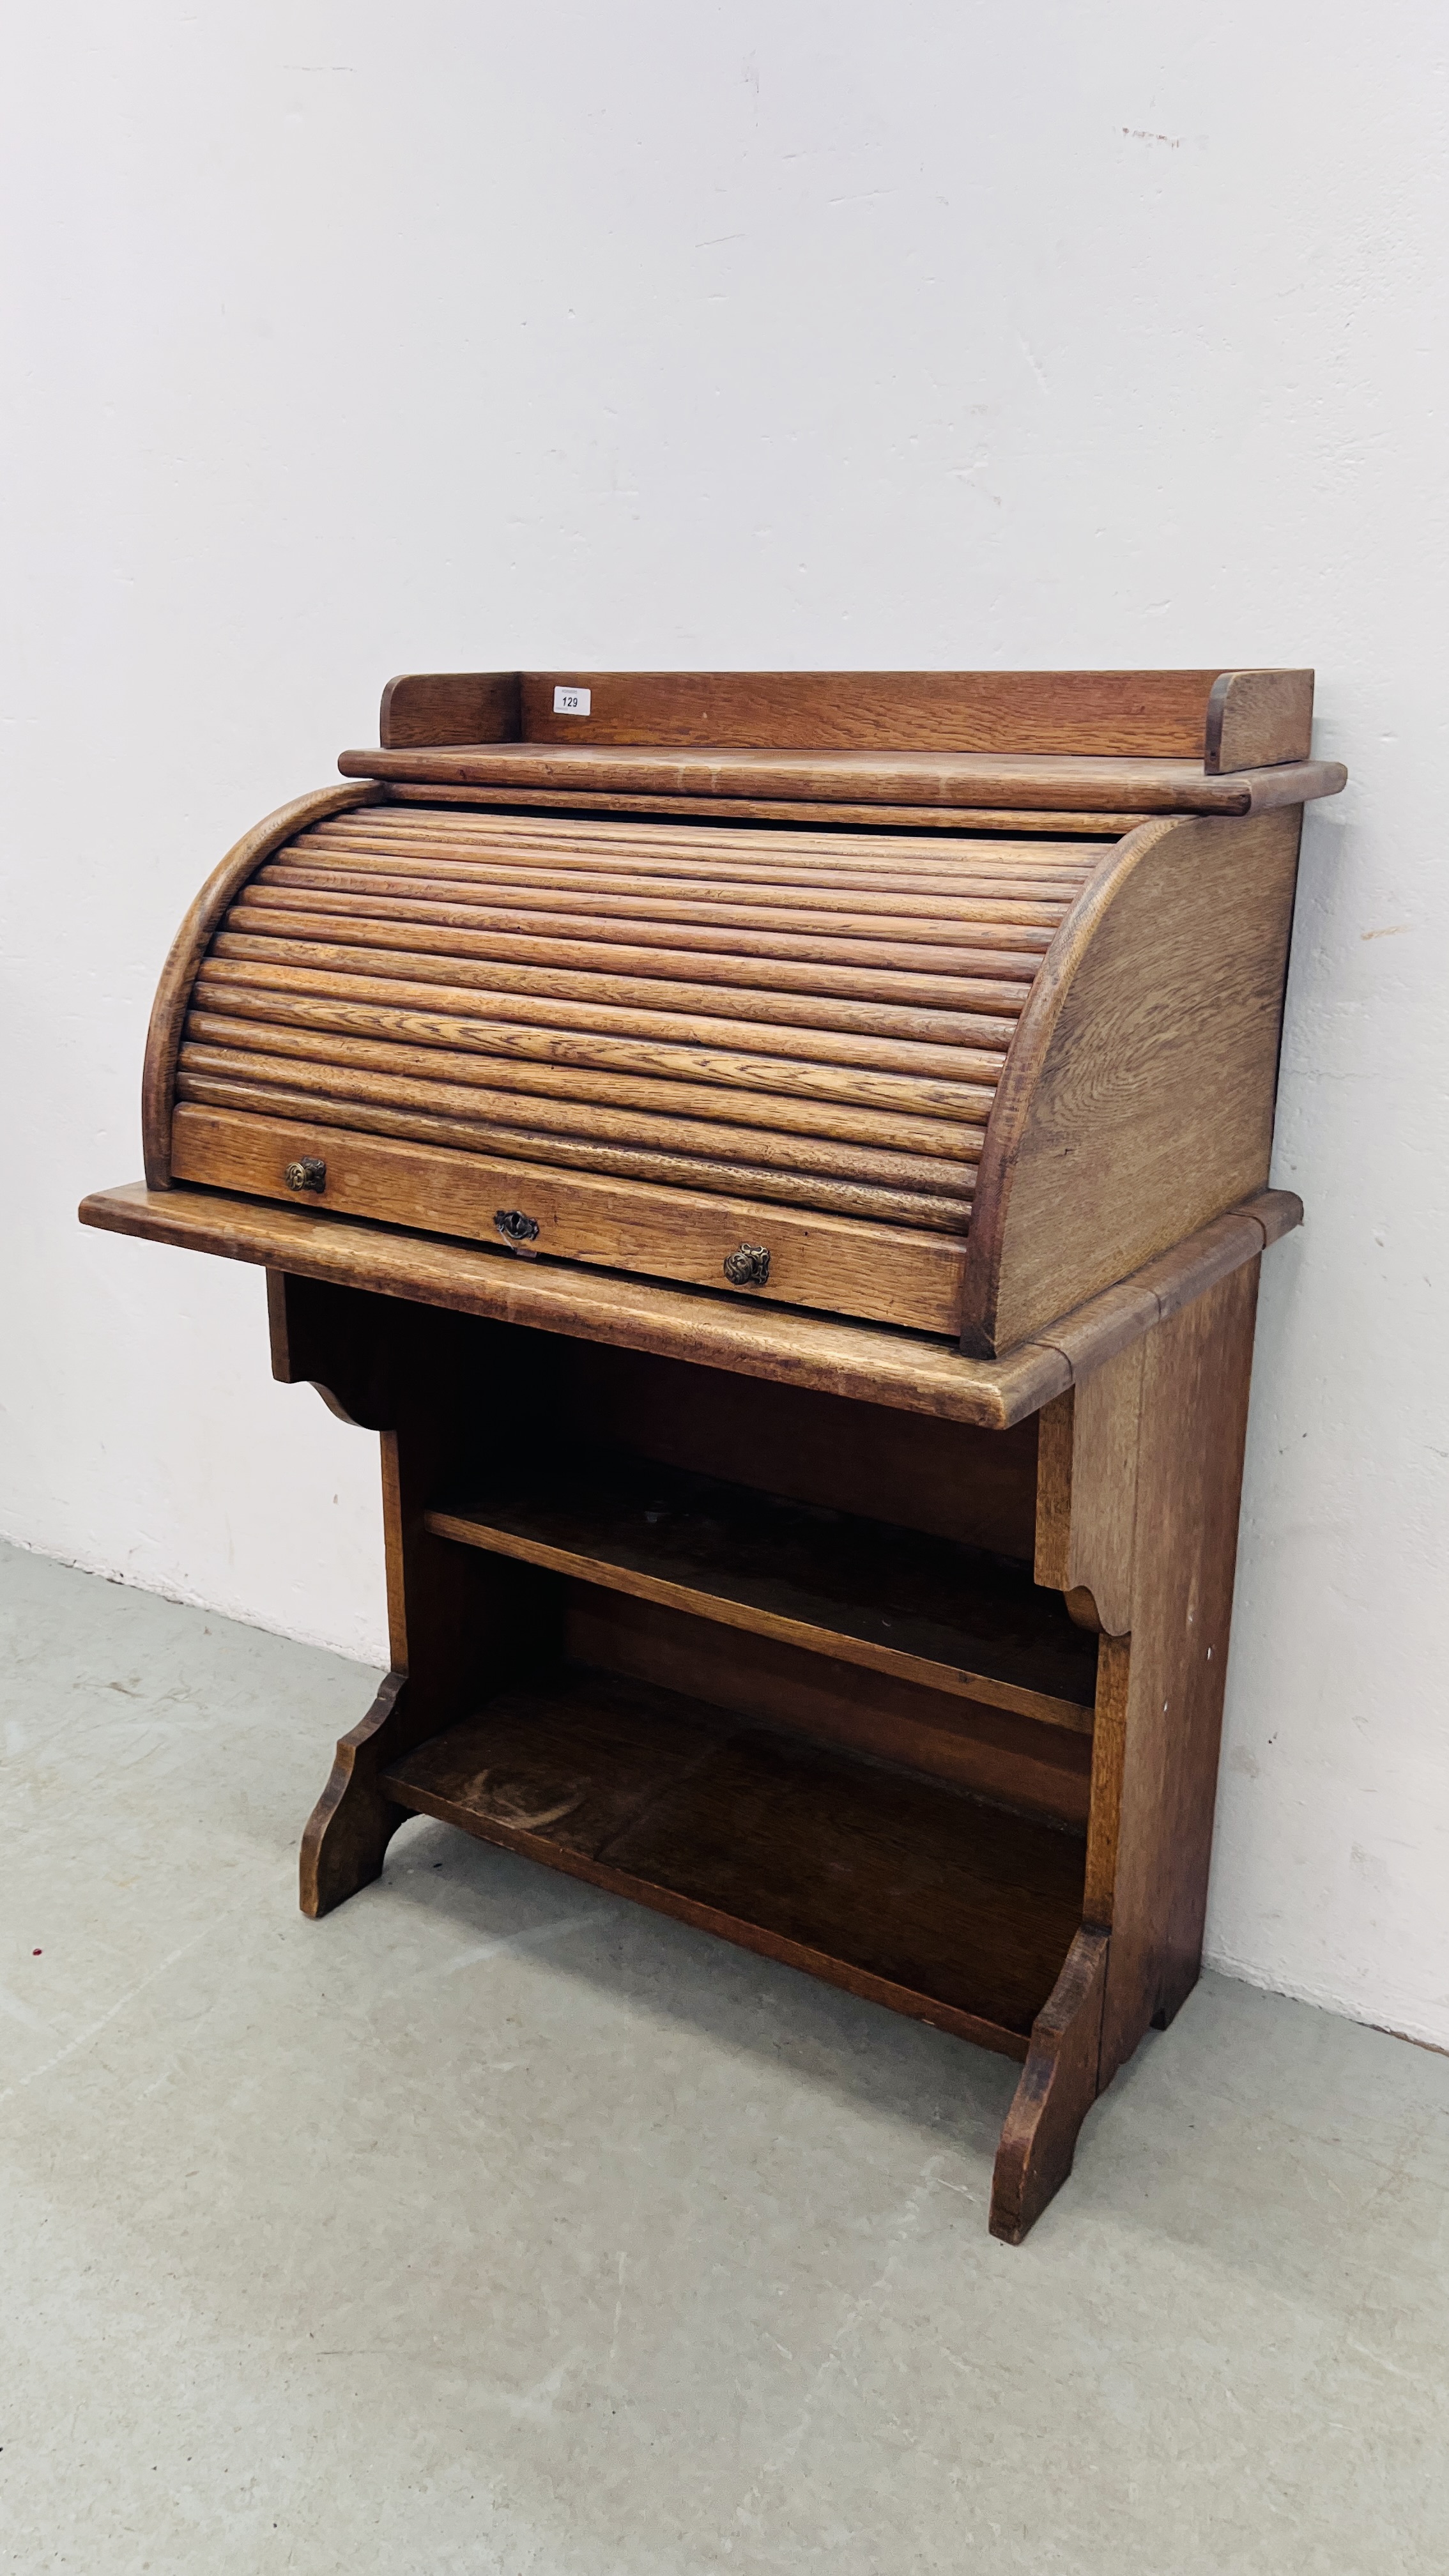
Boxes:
[990,1927,1108,2243]
[1032,1339,1144,1637]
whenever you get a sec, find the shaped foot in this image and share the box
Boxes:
[300,1669,413,1918]
[990,1927,1108,2244]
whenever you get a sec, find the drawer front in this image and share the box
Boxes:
[170,1105,970,1333]
[171,804,1102,1329]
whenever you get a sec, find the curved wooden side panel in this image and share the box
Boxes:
[959,808,1303,1356]
[1203,667,1313,774]
[380,671,521,749]
[140,782,378,1187]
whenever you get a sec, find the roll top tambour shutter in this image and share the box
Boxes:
[169,805,1108,1330]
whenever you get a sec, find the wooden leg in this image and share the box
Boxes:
[1149,1966,1198,2032]
[1098,1264,1260,2083]
[990,1927,1108,2244]
[1032,1266,1262,2101]
[301,1669,414,1918]
[294,1370,487,1919]
[272,1281,564,1919]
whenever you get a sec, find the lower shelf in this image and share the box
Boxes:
[382,1664,1086,2057]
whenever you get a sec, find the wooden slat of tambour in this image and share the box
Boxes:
[174,1071,974,1227]
[277,862,1084,919]
[184,1013,993,1155]
[174,1092,977,1228]
[282,870,1082,923]
[305,812,1101,869]
[251,876,1062,956]
[295,848,1093,905]
[308,807,1099,852]
[178,1043,982,1197]
[263,855,1078,929]
[197,952,1023,1054]
[303,810,1103,867]
[300,847,1095,905]
[245,878,1066,956]
[176,795,1094,1275]
[185,1060,985,1183]
[141,784,379,1190]
[229,894,1051,981]
[310,804,1101,853]
[304,821,1100,891]
[192,969,1000,1112]
[287,870,1083,924]
[192,969,1010,1087]
[210,928,1036,1018]
[309,803,1100,847]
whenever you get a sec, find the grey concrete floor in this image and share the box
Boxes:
[3,1538,1448,2576]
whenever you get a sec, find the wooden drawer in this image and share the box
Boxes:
[170,1102,971,1332]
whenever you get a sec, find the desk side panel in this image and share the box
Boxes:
[962,808,1303,1355]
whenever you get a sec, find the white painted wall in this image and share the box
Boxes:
[3,4,1446,2039]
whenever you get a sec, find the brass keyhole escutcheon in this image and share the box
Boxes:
[285,1157,326,1193]
[723,1244,770,1289]
[495,1208,541,1254]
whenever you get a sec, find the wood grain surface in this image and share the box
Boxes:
[102,662,1325,2249]
[541,1341,1042,1558]
[425,1448,1098,1729]
[380,671,521,749]
[340,740,1346,814]
[172,1071,981,1229]
[147,780,1324,1346]
[291,1292,567,1915]
[162,804,1104,1322]
[960,809,1304,1354]
[168,1103,973,1334]
[265,1285,1086,1830]
[516,669,1227,754]
[383,783,1147,835]
[249,1191,1280,2239]
[565,1590,1092,1828]
[1204,668,1314,773]
[77,1179,1298,1426]
[382,1663,1087,2050]
[1097,1261,1262,2076]
[1083,1637,1130,1928]
[1032,1342,1145,1638]
[139,783,378,1188]
[368,668,1318,765]
[989,1927,1108,2242]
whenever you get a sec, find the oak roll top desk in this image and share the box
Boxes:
[81,668,1345,2241]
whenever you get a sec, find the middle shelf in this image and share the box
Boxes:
[425,1447,1098,1733]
